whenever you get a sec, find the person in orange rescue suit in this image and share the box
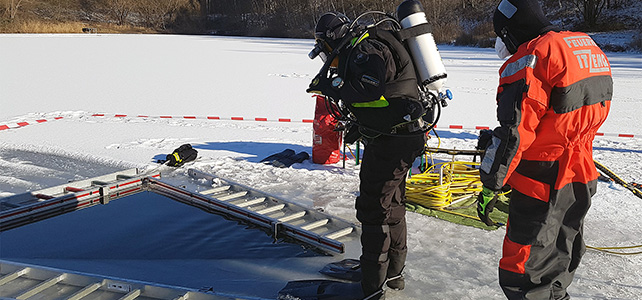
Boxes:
[476,0,613,299]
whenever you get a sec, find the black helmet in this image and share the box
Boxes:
[493,0,558,54]
[309,12,351,60]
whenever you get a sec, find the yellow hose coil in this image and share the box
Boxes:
[406,161,483,208]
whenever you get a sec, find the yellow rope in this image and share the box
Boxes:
[406,161,483,209]
[586,245,642,255]
[408,144,642,255]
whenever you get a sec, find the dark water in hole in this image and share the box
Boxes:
[0,192,325,298]
[0,192,315,259]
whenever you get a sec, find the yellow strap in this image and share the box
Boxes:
[352,96,389,108]
[351,32,370,46]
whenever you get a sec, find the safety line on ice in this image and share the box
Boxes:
[0,113,639,139]
[89,113,316,123]
[0,117,64,131]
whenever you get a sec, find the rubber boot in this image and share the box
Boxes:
[386,263,405,290]
[360,258,387,298]
[359,224,390,298]
[386,220,406,290]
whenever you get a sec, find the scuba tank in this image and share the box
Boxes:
[397,0,447,92]
[308,8,452,135]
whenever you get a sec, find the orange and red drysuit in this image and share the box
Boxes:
[480,31,613,299]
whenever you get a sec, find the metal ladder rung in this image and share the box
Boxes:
[118,289,141,300]
[172,293,189,300]
[200,186,231,195]
[234,197,266,208]
[278,211,306,222]
[300,219,329,230]
[217,191,248,201]
[325,227,354,240]
[67,282,103,300]
[255,204,286,214]
[0,267,29,285]
[16,273,65,299]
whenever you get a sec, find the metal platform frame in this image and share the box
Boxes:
[1,168,359,255]
[1,167,361,299]
[0,260,238,300]
[0,169,160,232]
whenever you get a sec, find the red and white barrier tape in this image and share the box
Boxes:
[0,117,64,131]
[89,113,315,123]
[0,114,638,138]
[433,124,637,138]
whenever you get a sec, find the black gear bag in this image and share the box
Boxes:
[165,144,198,167]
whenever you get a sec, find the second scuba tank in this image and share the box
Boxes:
[397,0,447,92]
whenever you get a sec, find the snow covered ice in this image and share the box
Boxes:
[1,33,642,299]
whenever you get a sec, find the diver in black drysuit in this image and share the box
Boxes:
[309,12,428,299]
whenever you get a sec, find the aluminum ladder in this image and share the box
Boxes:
[147,168,360,254]
[0,260,235,300]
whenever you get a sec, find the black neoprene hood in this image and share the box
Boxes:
[315,12,350,50]
[493,0,559,53]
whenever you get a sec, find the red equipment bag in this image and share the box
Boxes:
[312,95,342,164]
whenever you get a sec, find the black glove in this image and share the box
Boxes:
[476,129,494,150]
[477,186,499,226]
[343,123,362,144]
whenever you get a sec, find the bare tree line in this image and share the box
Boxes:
[543,0,633,27]
[96,0,200,29]
[1,0,199,30]
[2,0,25,19]
[202,0,635,40]
[1,0,638,37]
[202,0,499,40]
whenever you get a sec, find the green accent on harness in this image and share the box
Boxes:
[351,32,370,47]
[351,96,389,108]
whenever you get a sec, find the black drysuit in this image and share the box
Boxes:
[335,28,427,296]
